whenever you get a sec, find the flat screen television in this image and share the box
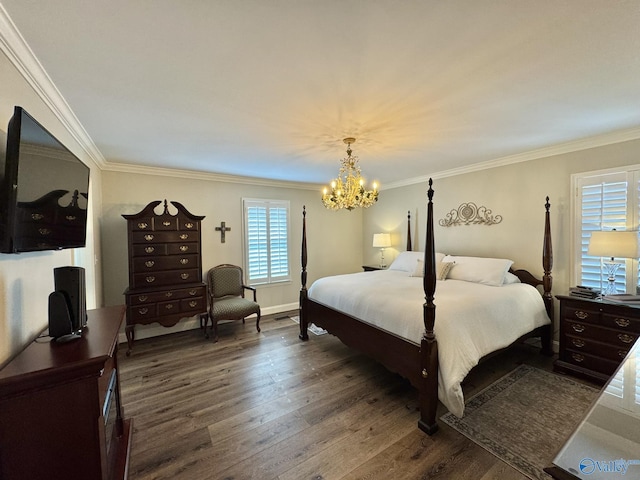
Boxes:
[0,106,90,253]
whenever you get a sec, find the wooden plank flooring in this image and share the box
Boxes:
[119,312,557,480]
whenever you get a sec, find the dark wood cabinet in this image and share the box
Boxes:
[0,305,131,480]
[123,200,207,354]
[555,295,640,383]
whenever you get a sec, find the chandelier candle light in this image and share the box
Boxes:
[587,230,640,296]
[373,233,391,268]
[322,138,379,211]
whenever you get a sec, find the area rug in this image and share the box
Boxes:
[289,315,328,335]
[440,365,599,480]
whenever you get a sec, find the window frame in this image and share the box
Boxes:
[242,198,291,287]
[571,165,640,294]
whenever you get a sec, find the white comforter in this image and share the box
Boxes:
[307,270,550,417]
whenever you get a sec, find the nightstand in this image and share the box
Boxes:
[555,294,640,383]
[362,265,386,271]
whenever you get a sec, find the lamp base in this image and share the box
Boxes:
[602,260,621,296]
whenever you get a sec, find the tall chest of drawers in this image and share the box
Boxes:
[123,200,206,354]
[555,295,640,383]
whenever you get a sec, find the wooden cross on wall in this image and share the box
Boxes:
[215,221,231,243]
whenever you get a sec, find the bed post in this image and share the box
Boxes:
[418,179,439,435]
[541,197,554,356]
[407,211,412,251]
[299,206,309,341]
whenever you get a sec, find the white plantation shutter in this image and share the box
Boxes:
[575,168,640,293]
[243,199,290,285]
[604,346,640,413]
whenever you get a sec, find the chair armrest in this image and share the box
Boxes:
[243,285,257,301]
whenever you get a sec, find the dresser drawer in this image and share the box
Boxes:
[131,231,198,244]
[563,334,631,363]
[132,254,199,272]
[562,319,639,347]
[166,242,199,255]
[563,303,601,326]
[601,312,640,333]
[132,268,200,289]
[132,243,168,256]
[128,303,158,322]
[562,349,620,376]
[181,296,205,312]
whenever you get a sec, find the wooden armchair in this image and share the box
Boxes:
[204,264,261,341]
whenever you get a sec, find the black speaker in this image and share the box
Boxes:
[48,291,74,340]
[53,266,87,332]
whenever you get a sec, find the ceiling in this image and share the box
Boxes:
[1,0,640,188]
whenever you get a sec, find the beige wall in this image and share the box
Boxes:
[364,138,640,338]
[101,170,363,340]
[0,51,103,366]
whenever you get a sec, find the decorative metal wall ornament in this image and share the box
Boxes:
[439,202,503,227]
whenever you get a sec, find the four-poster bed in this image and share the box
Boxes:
[298,179,553,435]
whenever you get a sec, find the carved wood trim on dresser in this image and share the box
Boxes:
[554,295,640,383]
[122,200,206,355]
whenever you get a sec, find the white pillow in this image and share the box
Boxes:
[390,251,447,272]
[442,255,514,286]
[503,271,521,284]
[410,258,453,279]
[388,251,423,272]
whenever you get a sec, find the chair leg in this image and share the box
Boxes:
[201,313,210,339]
[212,318,219,342]
[256,312,261,333]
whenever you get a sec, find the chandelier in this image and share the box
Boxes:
[321,137,379,211]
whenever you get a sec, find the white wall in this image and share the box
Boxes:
[101,170,363,340]
[0,51,103,366]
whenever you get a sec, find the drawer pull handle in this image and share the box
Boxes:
[618,350,628,358]
[189,289,197,296]
[145,246,155,253]
[138,295,148,302]
[146,276,156,283]
[572,324,585,333]
[618,333,635,344]
[615,318,630,328]
[138,307,148,315]
[181,273,190,280]
[180,258,189,265]
[180,234,189,240]
[185,222,194,229]
[571,353,585,363]
[574,310,589,320]
[189,301,197,307]
[38,228,51,236]
[571,338,585,348]
[165,292,173,297]
[65,215,77,222]
[138,222,148,229]
[31,213,44,220]
[144,234,154,241]
[165,304,174,310]
[145,260,155,268]
[180,245,189,252]
[163,221,171,226]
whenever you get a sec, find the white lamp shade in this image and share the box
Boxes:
[372,233,391,248]
[587,230,640,258]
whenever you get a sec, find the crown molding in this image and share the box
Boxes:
[102,161,323,191]
[383,126,640,190]
[0,4,106,168]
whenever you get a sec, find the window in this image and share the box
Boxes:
[572,166,640,293]
[243,199,291,285]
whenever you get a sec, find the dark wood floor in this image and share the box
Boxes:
[118,312,558,480]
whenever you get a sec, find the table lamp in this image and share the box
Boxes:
[587,230,640,295]
[373,233,391,268]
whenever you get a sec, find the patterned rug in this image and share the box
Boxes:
[289,315,328,335]
[441,365,599,480]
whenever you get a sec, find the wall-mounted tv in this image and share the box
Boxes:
[0,106,90,253]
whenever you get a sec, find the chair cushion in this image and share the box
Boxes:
[212,297,260,320]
